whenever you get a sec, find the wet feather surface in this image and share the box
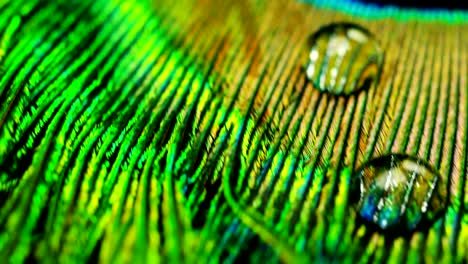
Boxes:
[0,0,467,263]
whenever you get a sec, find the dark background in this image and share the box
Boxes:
[358,0,468,10]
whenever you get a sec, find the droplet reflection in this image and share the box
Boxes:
[351,154,447,234]
[305,22,384,95]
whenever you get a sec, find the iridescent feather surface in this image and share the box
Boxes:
[0,0,466,263]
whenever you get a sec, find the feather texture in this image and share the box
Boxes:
[0,0,466,263]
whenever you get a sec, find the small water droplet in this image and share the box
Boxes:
[305,22,384,95]
[350,154,447,234]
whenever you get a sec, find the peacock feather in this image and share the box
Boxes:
[0,0,466,263]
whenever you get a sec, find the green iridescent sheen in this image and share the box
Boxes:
[302,0,468,23]
[0,0,466,263]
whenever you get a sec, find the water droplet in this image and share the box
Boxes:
[350,154,447,234]
[305,23,384,95]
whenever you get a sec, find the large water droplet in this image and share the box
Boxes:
[305,23,384,95]
[350,154,447,234]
